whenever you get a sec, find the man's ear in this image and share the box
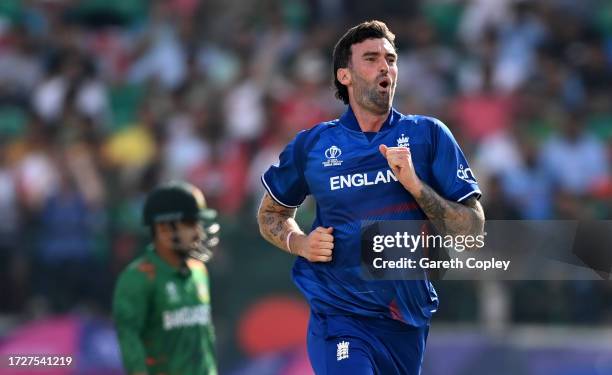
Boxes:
[337,67,351,86]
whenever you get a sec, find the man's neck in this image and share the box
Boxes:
[350,102,390,132]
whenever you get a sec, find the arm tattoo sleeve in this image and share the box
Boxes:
[257,192,304,254]
[413,182,485,237]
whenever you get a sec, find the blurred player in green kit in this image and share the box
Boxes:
[113,181,220,375]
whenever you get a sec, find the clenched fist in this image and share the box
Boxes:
[379,144,422,194]
[292,226,334,262]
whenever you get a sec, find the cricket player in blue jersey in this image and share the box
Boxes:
[257,20,485,374]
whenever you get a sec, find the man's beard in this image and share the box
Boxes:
[353,74,394,115]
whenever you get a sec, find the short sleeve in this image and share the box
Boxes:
[261,132,309,207]
[431,119,482,202]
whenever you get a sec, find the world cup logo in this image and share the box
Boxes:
[325,145,342,160]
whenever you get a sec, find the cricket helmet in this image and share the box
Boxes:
[143,181,220,262]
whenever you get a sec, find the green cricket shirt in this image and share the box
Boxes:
[113,246,217,375]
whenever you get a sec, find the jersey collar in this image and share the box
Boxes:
[339,105,400,133]
[148,244,190,276]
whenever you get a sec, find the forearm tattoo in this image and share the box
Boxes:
[257,193,303,253]
[414,182,485,237]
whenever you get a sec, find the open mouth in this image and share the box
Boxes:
[378,79,391,90]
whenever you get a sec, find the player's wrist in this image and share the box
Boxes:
[401,177,423,197]
[286,231,305,256]
[286,231,296,255]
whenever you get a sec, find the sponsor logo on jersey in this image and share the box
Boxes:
[397,133,410,147]
[330,169,398,191]
[163,305,211,330]
[323,145,343,167]
[457,164,477,184]
[165,282,180,304]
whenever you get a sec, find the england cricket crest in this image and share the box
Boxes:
[337,340,350,361]
[397,134,410,148]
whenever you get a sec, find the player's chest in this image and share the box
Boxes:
[153,276,210,309]
[303,132,433,198]
[151,275,212,331]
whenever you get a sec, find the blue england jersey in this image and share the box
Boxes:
[262,106,481,327]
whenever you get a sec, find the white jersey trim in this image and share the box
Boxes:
[261,174,301,208]
[457,189,482,203]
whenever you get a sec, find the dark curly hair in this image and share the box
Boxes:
[332,20,396,105]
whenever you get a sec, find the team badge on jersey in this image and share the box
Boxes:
[323,145,343,167]
[397,134,410,148]
[337,340,350,361]
[165,282,180,303]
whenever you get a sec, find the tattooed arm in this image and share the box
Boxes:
[412,184,484,236]
[257,192,334,262]
[380,145,485,237]
[257,192,302,253]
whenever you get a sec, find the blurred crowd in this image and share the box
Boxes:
[0,0,611,328]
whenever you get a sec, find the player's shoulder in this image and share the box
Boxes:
[291,120,339,153]
[397,113,446,130]
[296,120,338,141]
[396,113,454,143]
[119,253,157,283]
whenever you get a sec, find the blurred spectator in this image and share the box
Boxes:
[160,87,210,180]
[452,61,517,142]
[396,16,456,112]
[223,67,266,141]
[500,133,553,219]
[247,131,292,208]
[494,0,547,92]
[539,111,609,195]
[528,45,586,110]
[32,50,109,126]
[14,120,60,212]
[187,110,250,215]
[0,26,42,106]
[480,174,520,220]
[272,48,338,135]
[128,2,187,89]
[33,150,106,312]
[0,145,20,253]
[474,114,554,219]
[458,0,513,49]
[188,140,250,215]
[0,144,27,313]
